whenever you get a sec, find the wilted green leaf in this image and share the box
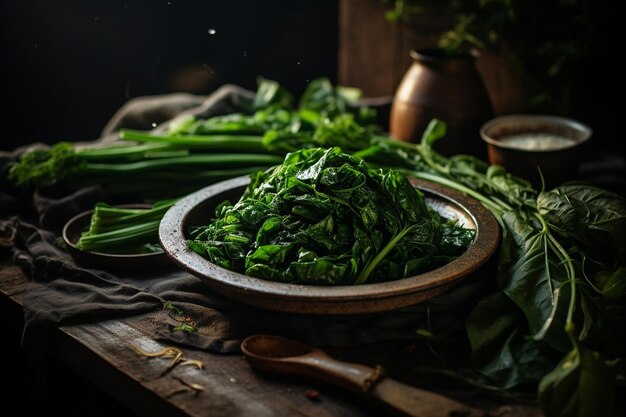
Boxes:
[539,343,615,417]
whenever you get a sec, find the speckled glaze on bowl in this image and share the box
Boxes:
[480,114,592,187]
[159,176,500,315]
[63,204,173,273]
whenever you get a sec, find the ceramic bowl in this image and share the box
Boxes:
[480,114,592,187]
[62,204,173,272]
[159,176,500,315]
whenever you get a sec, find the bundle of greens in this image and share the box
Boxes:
[188,147,475,285]
[77,200,176,253]
[8,139,282,200]
[7,77,374,200]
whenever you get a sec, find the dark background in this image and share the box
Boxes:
[1,0,339,151]
[1,0,624,193]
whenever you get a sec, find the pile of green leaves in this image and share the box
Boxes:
[171,77,380,154]
[188,147,475,285]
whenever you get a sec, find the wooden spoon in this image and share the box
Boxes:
[241,334,487,417]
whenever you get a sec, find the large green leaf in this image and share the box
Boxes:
[595,267,626,301]
[497,211,572,353]
[253,77,294,110]
[467,292,559,388]
[538,185,626,265]
[539,342,615,417]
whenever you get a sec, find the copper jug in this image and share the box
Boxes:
[390,49,493,158]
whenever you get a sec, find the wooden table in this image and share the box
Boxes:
[0,258,541,417]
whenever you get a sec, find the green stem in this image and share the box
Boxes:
[89,203,176,233]
[77,142,174,160]
[72,167,270,186]
[534,213,577,337]
[414,144,450,176]
[82,154,283,174]
[374,136,420,152]
[549,232,577,336]
[405,170,505,220]
[489,195,514,212]
[120,130,267,152]
[93,201,174,219]
[356,225,415,284]
[77,220,161,251]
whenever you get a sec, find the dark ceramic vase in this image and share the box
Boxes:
[390,48,493,158]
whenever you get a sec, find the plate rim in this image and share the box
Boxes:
[159,175,500,311]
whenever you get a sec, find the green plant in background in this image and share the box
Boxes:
[383,0,606,111]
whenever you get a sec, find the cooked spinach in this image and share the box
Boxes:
[188,147,475,285]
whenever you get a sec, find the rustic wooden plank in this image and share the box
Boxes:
[59,318,379,417]
[54,315,542,417]
[0,255,541,417]
[474,46,530,116]
[339,0,398,96]
[0,257,375,416]
[339,0,450,97]
[50,321,187,417]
